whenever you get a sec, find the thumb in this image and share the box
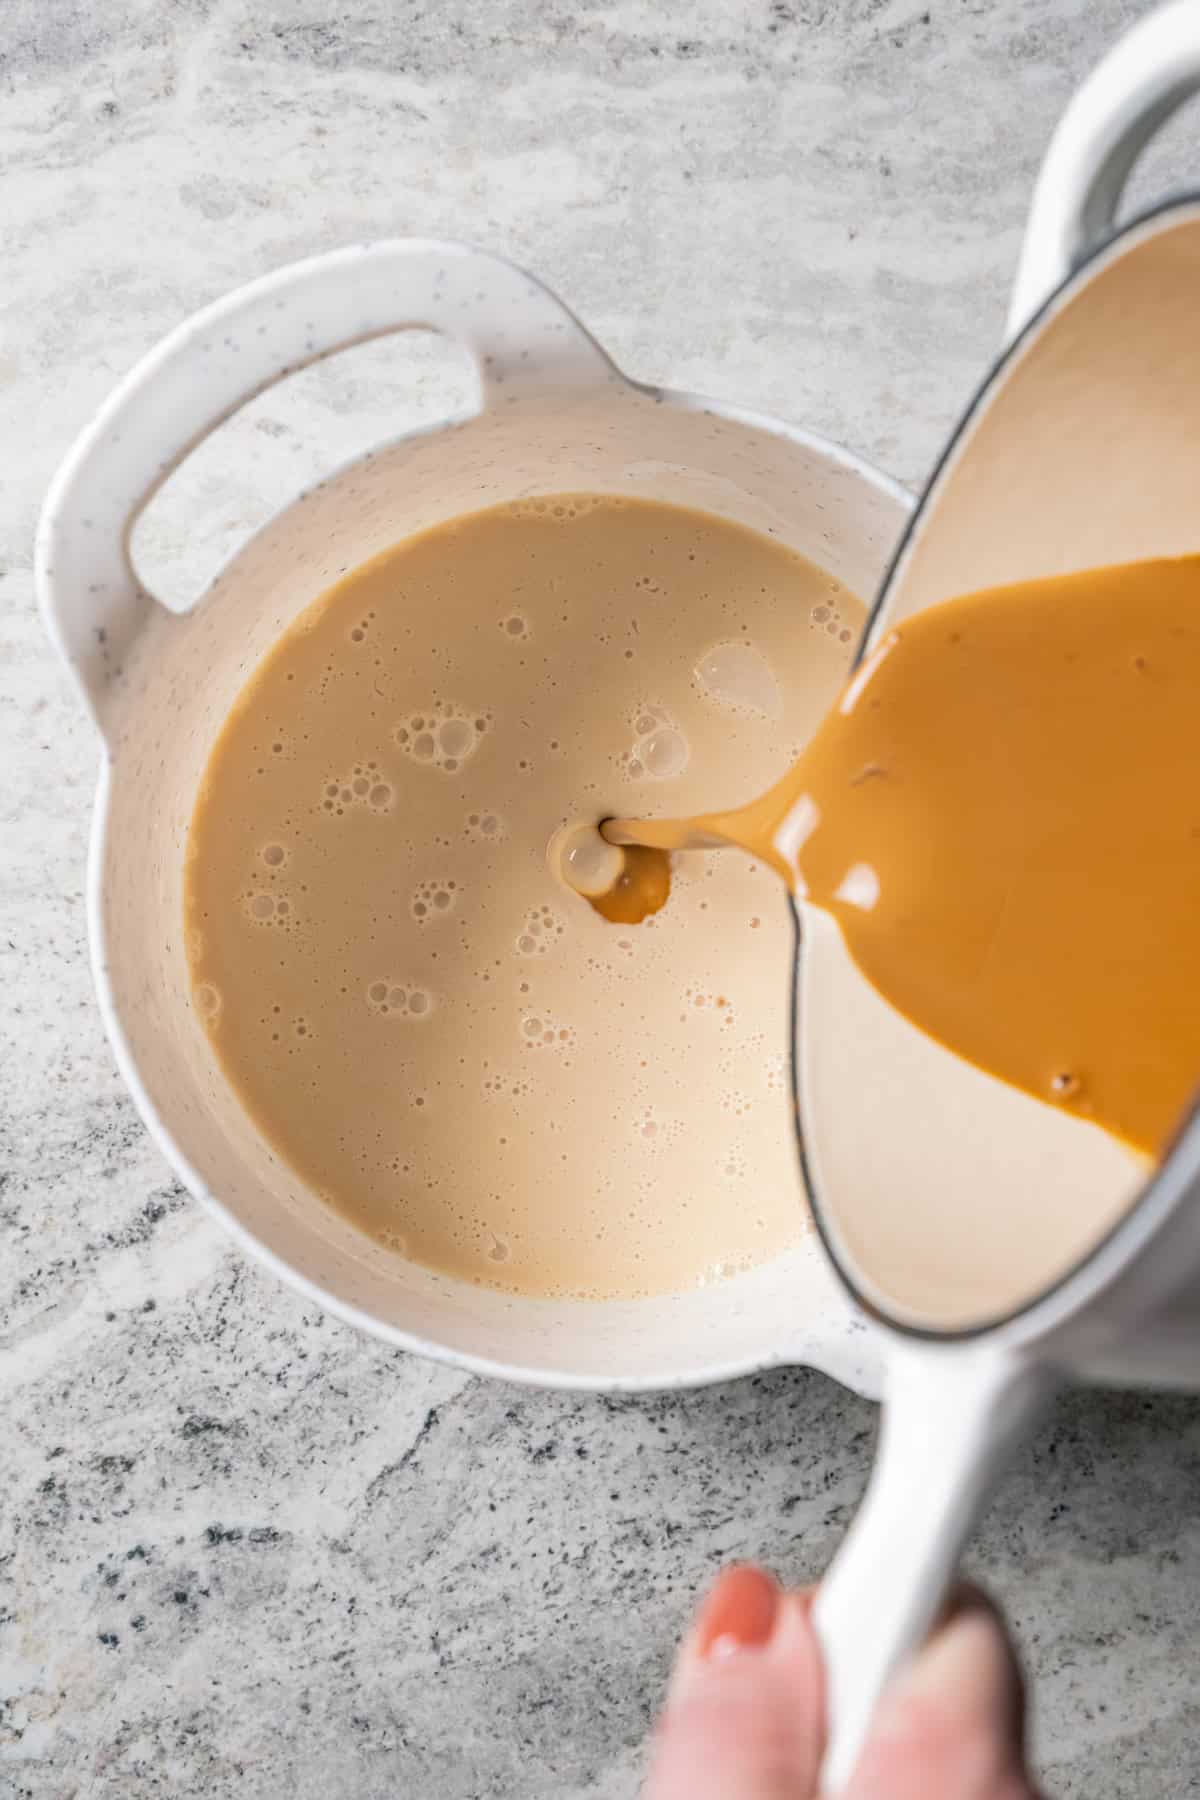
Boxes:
[845,1594,1041,1799]
[644,1567,824,1800]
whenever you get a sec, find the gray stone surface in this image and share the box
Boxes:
[4,1,1200,1794]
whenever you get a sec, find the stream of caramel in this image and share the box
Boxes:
[599,554,1200,1158]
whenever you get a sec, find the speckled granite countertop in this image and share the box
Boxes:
[4,3,1200,1795]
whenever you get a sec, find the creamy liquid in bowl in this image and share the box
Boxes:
[184,496,860,1299]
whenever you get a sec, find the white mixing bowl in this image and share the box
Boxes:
[38,240,908,1392]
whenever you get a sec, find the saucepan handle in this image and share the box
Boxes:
[35,239,617,742]
[813,1341,1055,1793]
[1007,0,1200,341]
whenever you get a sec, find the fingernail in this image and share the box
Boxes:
[695,1565,781,1660]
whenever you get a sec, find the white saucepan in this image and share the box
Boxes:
[805,5,1200,1786]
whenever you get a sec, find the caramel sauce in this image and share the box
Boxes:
[594,555,1200,1158]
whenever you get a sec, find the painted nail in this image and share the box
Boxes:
[695,1565,781,1660]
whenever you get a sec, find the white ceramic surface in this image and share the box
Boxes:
[37,240,909,1396]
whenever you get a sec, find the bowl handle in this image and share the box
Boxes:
[35,238,617,741]
[1007,0,1200,343]
[813,1342,1055,1793]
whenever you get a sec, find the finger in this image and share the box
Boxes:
[843,1592,1039,1800]
[644,1567,825,1800]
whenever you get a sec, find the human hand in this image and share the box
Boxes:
[644,1566,1044,1799]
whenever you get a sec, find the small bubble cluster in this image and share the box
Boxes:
[366,979,433,1019]
[765,1054,787,1093]
[810,592,855,646]
[618,704,690,781]
[504,495,609,521]
[632,1108,684,1151]
[520,1012,576,1050]
[411,878,459,924]
[347,608,377,645]
[697,1257,753,1286]
[262,1012,316,1050]
[396,701,489,774]
[319,760,394,814]
[482,1069,535,1100]
[242,889,296,927]
[465,810,506,842]
[684,986,736,1023]
[516,905,565,956]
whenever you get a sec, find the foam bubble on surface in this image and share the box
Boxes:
[319,760,392,814]
[411,879,459,924]
[809,595,856,646]
[520,1010,575,1050]
[549,821,623,899]
[396,701,489,773]
[765,1054,787,1093]
[694,640,782,718]
[640,727,689,778]
[366,980,434,1018]
[515,904,565,956]
[466,810,507,842]
[617,703,690,781]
